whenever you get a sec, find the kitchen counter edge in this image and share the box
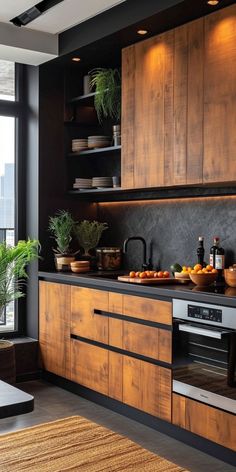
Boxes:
[38,272,236,308]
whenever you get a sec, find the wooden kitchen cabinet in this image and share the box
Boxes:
[71,287,109,343]
[203,5,236,183]
[173,393,236,451]
[39,281,71,379]
[71,339,109,396]
[122,4,236,189]
[122,21,204,189]
[123,356,172,421]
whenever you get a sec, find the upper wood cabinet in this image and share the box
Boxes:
[122,4,236,189]
[204,5,236,183]
[39,281,71,379]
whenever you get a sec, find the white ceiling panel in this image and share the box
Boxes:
[0,1,37,22]
[25,0,126,34]
[0,44,57,66]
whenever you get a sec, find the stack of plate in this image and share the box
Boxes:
[88,136,111,149]
[70,260,90,273]
[73,178,92,189]
[72,138,88,152]
[92,177,113,188]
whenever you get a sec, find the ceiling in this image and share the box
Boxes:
[0,0,126,34]
[0,0,126,65]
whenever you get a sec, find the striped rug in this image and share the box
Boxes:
[0,416,188,471]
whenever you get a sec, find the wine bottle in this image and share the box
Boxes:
[210,237,225,280]
[197,236,205,266]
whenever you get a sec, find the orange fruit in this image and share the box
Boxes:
[187,267,192,273]
[206,265,213,272]
[154,272,159,278]
[197,270,203,274]
[149,271,155,278]
[135,271,141,277]
[212,268,218,273]
[157,271,164,278]
[182,266,187,272]
[139,272,147,278]
[145,271,151,278]
[194,264,202,271]
[129,271,136,278]
[163,271,170,278]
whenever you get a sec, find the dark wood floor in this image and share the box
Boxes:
[0,380,235,472]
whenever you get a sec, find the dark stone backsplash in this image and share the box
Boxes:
[97,197,236,271]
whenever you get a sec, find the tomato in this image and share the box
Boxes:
[157,271,164,278]
[135,272,141,277]
[129,271,136,278]
[154,272,159,278]
[145,271,151,278]
[139,272,147,278]
[149,271,155,278]
[163,271,170,278]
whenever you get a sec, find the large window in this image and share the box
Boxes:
[0,60,20,333]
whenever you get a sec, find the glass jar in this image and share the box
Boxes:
[96,247,122,271]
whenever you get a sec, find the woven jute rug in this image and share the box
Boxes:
[0,416,188,471]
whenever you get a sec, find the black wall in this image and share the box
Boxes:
[97,197,236,271]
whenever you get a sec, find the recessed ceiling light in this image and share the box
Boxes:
[72,57,81,62]
[207,0,219,5]
[137,30,148,36]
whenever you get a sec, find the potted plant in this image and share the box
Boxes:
[75,220,108,258]
[0,239,39,383]
[48,210,77,271]
[89,68,121,126]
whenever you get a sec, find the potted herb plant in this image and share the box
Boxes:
[0,239,39,383]
[75,220,108,257]
[48,210,77,271]
[89,68,121,125]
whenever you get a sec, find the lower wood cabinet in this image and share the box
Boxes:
[172,394,236,451]
[71,339,109,396]
[70,339,172,422]
[123,355,171,421]
[39,281,71,379]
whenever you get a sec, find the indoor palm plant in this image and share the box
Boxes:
[75,220,108,257]
[48,210,78,271]
[89,68,121,124]
[0,239,39,321]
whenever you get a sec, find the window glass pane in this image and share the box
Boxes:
[0,60,15,101]
[0,116,15,332]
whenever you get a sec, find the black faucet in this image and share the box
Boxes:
[123,236,153,270]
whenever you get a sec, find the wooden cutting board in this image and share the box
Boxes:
[117,276,189,285]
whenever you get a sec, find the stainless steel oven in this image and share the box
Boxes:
[173,299,236,414]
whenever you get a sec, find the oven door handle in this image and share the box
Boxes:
[178,323,229,339]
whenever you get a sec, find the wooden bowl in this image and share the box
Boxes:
[224,269,236,288]
[175,272,190,280]
[189,272,217,286]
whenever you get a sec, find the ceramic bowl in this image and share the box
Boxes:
[189,272,217,286]
[175,272,190,280]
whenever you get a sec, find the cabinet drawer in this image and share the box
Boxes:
[172,394,236,451]
[71,339,109,396]
[122,295,172,325]
[71,287,109,343]
[123,356,172,421]
[109,317,172,364]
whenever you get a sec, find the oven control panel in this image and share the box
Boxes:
[188,305,222,323]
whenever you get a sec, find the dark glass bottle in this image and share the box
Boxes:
[197,236,205,266]
[210,237,225,279]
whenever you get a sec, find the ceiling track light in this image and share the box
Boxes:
[10,0,65,27]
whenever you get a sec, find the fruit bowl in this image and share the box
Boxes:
[189,272,217,286]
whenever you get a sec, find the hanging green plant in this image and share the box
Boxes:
[89,68,121,124]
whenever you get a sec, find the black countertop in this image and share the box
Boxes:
[39,271,236,308]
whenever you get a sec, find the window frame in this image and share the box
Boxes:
[0,63,26,337]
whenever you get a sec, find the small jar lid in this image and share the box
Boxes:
[96,247,121,253]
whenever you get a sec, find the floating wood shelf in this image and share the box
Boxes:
[68,145,121,157]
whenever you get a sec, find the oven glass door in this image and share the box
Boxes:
[173,320,236,413]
